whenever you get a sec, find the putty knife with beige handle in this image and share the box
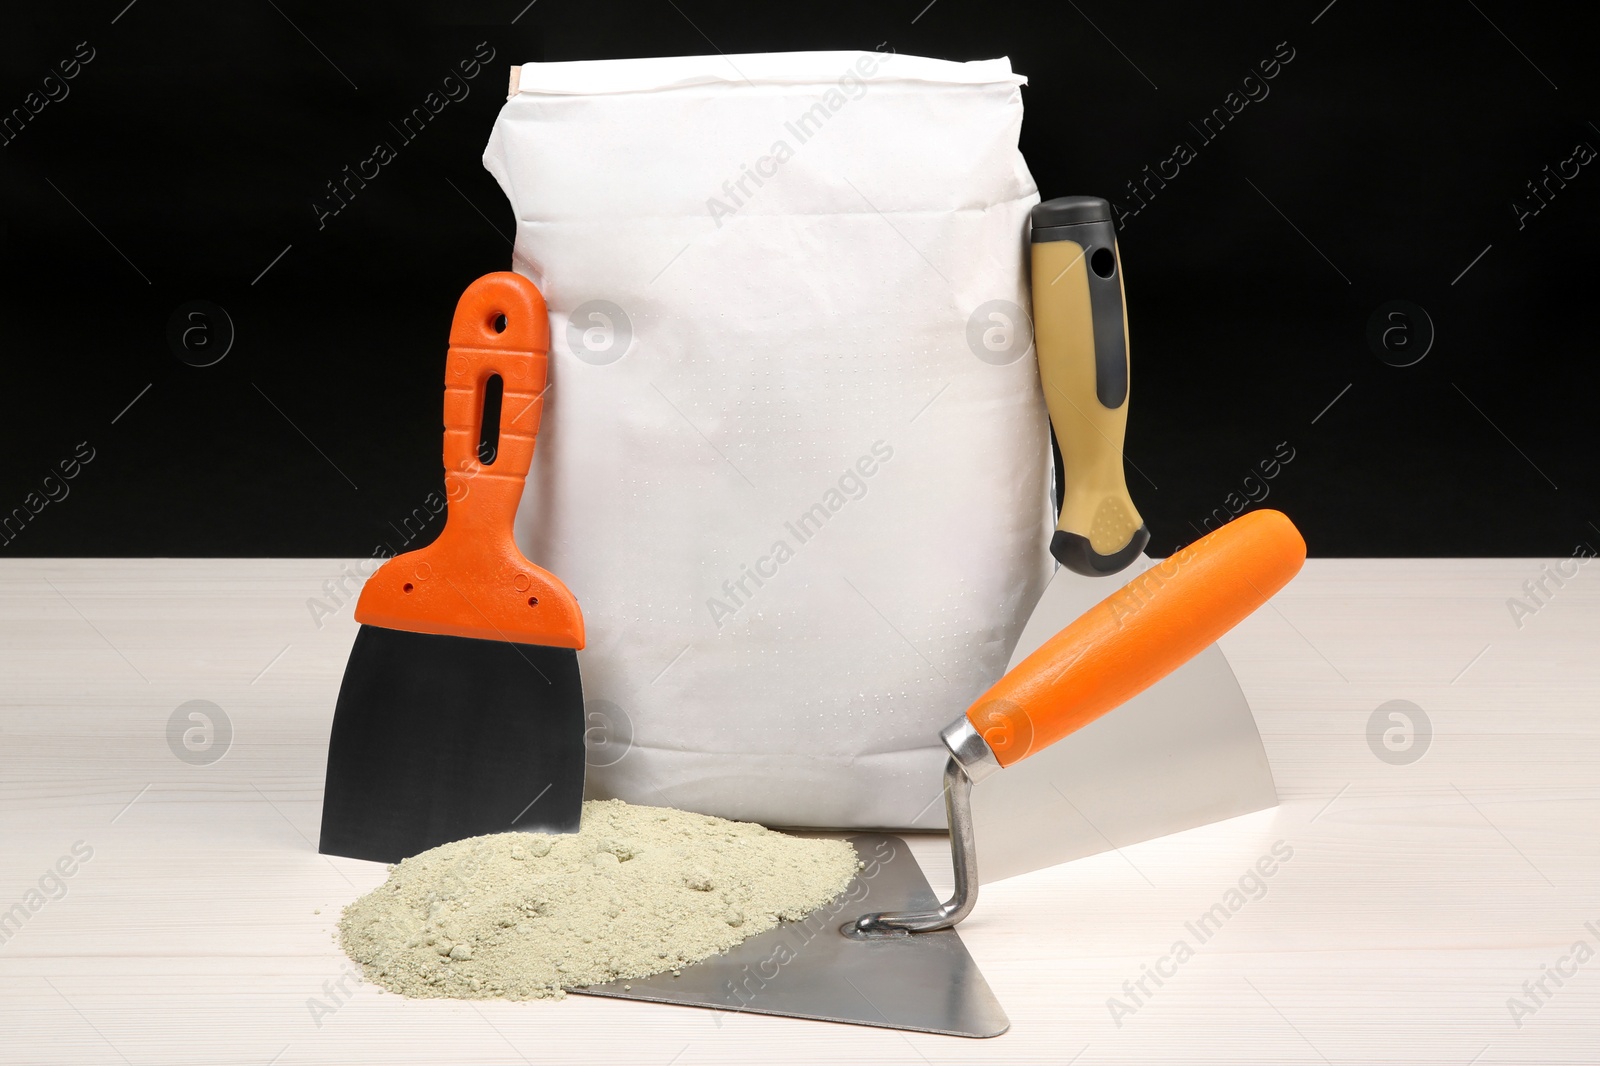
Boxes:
[968,196,1280,884]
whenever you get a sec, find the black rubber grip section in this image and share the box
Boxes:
[1051,523,1150,577]
[1031,195,1111,228]
[1030,198,1128,410]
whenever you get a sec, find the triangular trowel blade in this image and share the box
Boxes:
[573,833,1010,1038]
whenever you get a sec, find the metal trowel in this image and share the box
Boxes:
[576,511,1306,1036]
[968,196,1280,885]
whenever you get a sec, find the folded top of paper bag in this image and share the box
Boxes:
[507,50,1026,97]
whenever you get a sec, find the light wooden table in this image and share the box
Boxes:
[2,558,1596,1064]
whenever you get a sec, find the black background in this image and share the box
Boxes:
[2,0,1594,558]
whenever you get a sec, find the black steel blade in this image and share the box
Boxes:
[319,625,584,863]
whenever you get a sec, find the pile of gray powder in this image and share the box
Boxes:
[338,799,861,1000]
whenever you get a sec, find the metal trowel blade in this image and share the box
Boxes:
[573,833,1009,1038]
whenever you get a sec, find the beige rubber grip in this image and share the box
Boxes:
[1032,236,1146,575]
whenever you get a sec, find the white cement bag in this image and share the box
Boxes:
[484,50,1051,829]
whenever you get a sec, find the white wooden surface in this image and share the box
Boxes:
[1,558,1596,1064]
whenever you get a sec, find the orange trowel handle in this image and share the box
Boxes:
[970,509,1305,766]
[354,272,584,649]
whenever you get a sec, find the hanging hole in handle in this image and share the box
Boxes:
[492,313,508,334]
[1090,247,1116,279]
[478,373,504,465]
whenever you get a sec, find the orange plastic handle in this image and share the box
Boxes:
[354,272,584,649]
[968,509,1304,767]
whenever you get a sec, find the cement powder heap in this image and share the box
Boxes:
[339,799,862,1000]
